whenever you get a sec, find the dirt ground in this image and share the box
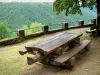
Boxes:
[19,28,100,75]
[0,28,100,75]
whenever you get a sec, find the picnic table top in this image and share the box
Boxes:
[25,32,82,54]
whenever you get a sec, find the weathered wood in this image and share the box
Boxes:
[74,38,80,44]
[86,29,96,33]
[27,54,54,65]
[27,53,42,65]
[51,47,63,55]
[78,20,84,27]
[62,46,69,52]
[17,29,25,38]
[19,49,28,55]
[68,38,80,48]
[25,32,83,55]
[27,56,37,65]
[53,40,91,64]
[19,49,38,55]
[91,18,96,25]
[51,45,69,56]
[85,43,91,51]
[27,46,69,65]
[68,41,76,48]
[20,32,84,66]
[70,57,76,66]
[62,22,68,30]
[42,25,49,33]
[86,29,96,37]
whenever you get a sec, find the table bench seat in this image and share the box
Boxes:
[53,40,91,64]
[86,29,96,33]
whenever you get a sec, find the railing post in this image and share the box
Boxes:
[17,29,25,39]
[91,18,96,25]
[62,22,68,30]
[42,25,49,33]
[78,20,84,27]
[90,18,97,30]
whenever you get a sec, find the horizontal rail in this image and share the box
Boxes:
[0,18,96,46]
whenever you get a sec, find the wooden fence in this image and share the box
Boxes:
[0,19,96,46]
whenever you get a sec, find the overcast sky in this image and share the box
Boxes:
[0,0,54,2]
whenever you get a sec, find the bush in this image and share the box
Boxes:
[30,22,42,33]
[0,21,11,39]
[22,22,42,35]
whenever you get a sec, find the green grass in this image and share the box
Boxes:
[0,37,45,75]
[0,44,27,75]
[0,32,56,75]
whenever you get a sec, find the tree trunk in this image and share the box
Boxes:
[96,0,100,37]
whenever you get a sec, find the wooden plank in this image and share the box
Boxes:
[70,57,76,66]
[53,40,91,64]
[19,49,38,55]
[27,56,42,65]
[40,33,73,50]
[19,49,28,55]
[86,29,96,33]
[25,32,72,50]
[74,38,80,44]
[27,52,44,65]
[25,32,82,55]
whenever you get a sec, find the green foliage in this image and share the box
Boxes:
[0,21,11,39]
[53,0,96,16]
[22,22,42,35]
[23,25,28,30]
[0,2,97,31]
[30,22,42,33]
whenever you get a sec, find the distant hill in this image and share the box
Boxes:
[0,2,97,30]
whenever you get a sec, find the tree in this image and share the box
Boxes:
[53,0,96,16]
[30,22,42,33]
[53,0,100,36]
[22,22,42,35]
[0,21,11,39]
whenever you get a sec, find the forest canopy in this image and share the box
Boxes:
[0,2,97,30]
[0,2,97,39]
[53,0,96,16]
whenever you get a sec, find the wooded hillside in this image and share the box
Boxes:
[0,2,97,30]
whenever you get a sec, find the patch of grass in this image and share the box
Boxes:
[0,31,56,75]
[0,36,46,75]
[0,45,28,75]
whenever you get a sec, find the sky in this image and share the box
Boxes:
[0,0,54,2]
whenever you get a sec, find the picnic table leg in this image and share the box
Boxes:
[75,38,80,44]
[27,56,36,65]
[69,37,80,48]
[70,57,76,66]
[27,51,43,65]
[85,43,91,51]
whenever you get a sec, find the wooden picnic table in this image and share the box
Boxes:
[19,31,91,69]
[25,32,82,55]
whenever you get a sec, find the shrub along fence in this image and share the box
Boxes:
[0,18,96,46]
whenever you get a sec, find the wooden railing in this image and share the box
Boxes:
[0,18,96,46]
